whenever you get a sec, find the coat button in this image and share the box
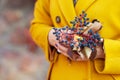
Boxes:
[56,16,61,23]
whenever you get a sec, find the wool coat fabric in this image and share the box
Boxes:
[30,0,120,80]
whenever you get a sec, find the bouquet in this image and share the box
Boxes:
[53,11,103,60]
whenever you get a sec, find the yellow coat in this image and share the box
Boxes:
[30,0,120,80]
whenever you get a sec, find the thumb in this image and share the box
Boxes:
[83,21,102,35]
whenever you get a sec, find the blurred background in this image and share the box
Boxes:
[0,0,49,80]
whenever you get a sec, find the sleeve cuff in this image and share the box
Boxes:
[94,38,120,74]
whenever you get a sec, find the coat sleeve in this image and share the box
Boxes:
[94,38,120,74]
[30,0,56,62]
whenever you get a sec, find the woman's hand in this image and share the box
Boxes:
[48,28,69,58]
[95,39,105,59]
[48,28,88,61]
[48,28,85,61]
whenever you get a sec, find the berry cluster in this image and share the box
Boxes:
[53,11,102,59]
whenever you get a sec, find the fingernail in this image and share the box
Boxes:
[55,44,58,47]
[92,19,99,23]
[98,26,102,31]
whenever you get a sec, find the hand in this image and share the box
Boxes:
[72,21,103,61]
[48,28,69,58]
[48,28,87,61]
[95,39,105,59]
[83,21,102,35]
[83,21,105,60]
